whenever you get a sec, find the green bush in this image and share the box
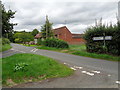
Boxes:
[40,38,69,48]
[37,38,42,45]
[84,23,120,56]
[14,38,22,43]
[2,38,10,45]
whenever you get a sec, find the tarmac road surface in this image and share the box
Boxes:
[2,43,119,88]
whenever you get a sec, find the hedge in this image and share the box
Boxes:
[38,38,69,48]
[2,38,10,45]
[83,23,120,56]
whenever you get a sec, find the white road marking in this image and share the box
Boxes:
[74,66,83,69]
[108,74,111,77]
[10,48,14,50]
[82,71,94,76]
[86,72,94,76]
[63,62,69,65]
[91,70,100,74]
[30,48,36,52]
[82,71,87,73]
[64,63,66,65]
[116,81,120,84]
[33,49,38,52]
[70,67,76,71]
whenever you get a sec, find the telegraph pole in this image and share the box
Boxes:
[46,15,48,39]
[118,1,120,22]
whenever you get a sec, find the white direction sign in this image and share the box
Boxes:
[93,36,112,41]
[93,37,104,40]
[105,36,112,40]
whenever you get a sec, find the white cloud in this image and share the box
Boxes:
[2,0,119,33]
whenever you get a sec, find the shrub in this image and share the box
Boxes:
[84,23,120,56]
[37,38,42,45]
[2,38,10,45]
[41,38,69,48]
[14,38,22,43]
[14,63,29,72]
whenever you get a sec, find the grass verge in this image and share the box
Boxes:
[0,44,12,52]
[2,53,73,86]
[37,44,120,61]
[20,44,37,47]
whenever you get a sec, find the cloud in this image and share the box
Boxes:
[2,0,118,33]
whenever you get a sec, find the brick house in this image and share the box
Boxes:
[35,26,85,44]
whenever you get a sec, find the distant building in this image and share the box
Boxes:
[35,26,85,44]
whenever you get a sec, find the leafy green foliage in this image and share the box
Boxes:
[31,29,39,36]
[41,38,69,48]
[0,38,11,52]
[14,63,29,72]
[2,38,10,45]
[84,22,120,55]
[14,32,34,43]
[1,2,17,41]
[41,16,54,39]
[37,38,42,45]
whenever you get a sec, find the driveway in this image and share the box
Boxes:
[2,43,119,88]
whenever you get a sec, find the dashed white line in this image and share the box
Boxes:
[70,67,76,71]
[10,48,14,50]
[33,49,38,52]
[74,66,83,69]
[82,71,94,76]
[91,70,100,74]
[30,48,36,52]
[116,81,120,84]
[108,74,111,77]
[64,63,67,65]
[30,48,38,52]
[63,62,69,65]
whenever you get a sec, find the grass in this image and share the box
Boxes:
[2,53,73,86]
[36,44,120,61]
[0,44,12,52]
[20,44,37,47]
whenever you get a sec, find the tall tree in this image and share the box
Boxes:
[1,2,16,41]
[14,32,34,43]
[31,29,39,36]
[41,15,53,39]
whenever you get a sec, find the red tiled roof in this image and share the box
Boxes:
[35,33,41,39]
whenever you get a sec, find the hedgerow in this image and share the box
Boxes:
[83,22,120,56]
[2,38,10,45]
[38,38,69,48]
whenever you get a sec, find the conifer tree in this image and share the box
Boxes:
[41,15,53,39]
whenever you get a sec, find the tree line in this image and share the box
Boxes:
[1,1,54,44]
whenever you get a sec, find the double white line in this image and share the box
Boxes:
[31,48,38,52]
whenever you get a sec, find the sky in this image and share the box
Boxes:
[2,0,119,34]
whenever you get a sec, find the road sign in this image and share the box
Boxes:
[93,37,104,40]
[105,36,112,40]
[93,36,112,41]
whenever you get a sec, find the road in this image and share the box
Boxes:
[2,43,119,88]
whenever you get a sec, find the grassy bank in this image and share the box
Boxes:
[2,53,73,86]
[37,44,120,61]
[0,44,12,52]
[20,44,37,47]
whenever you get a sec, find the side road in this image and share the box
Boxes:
[10,43,118,74]
[2,43,119,88]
